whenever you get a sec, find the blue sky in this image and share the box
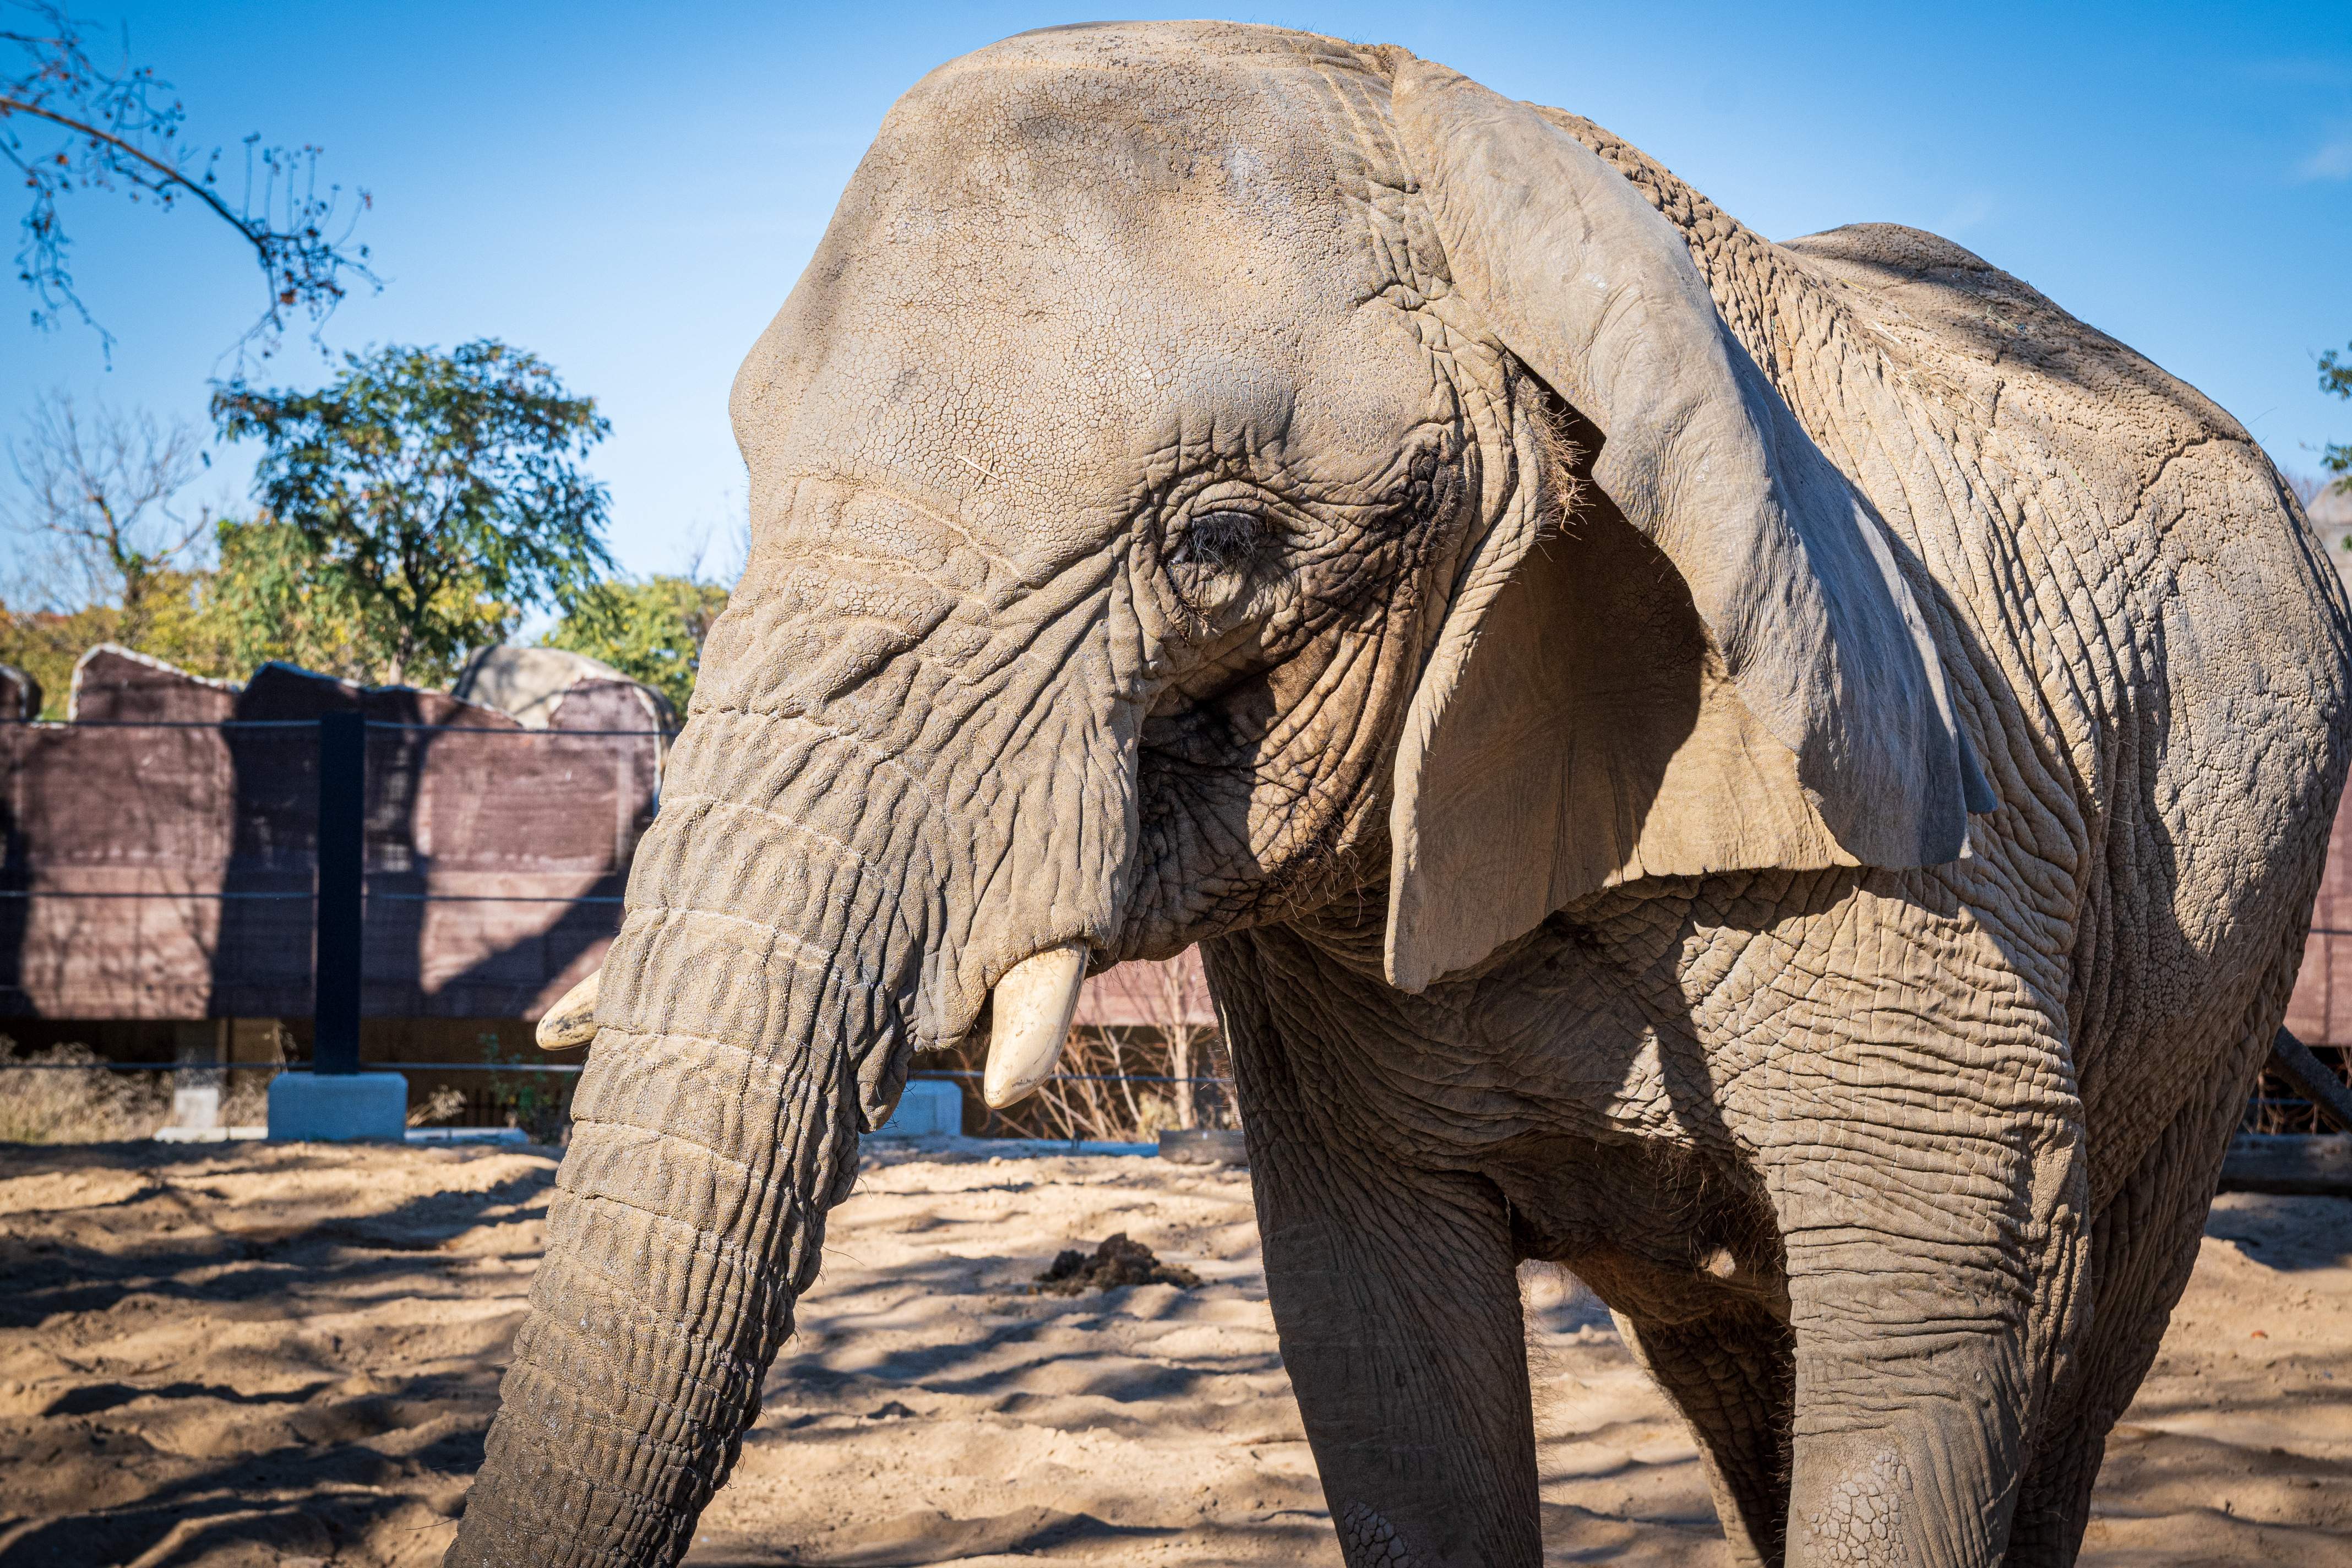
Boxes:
[7,1,2350,586]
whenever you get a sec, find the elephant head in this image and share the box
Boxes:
[451,22,1984,1564]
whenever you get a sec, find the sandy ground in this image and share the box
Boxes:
[0,1140,2346,1567]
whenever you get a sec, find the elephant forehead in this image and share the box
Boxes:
[731,26,1441,568]
[878,23,1386,290]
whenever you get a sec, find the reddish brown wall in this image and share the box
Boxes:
[25,646,2352,1045]
[2286,798,2352,1048]
[0,651,657,1021]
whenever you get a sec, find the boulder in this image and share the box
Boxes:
[453,647,676,732]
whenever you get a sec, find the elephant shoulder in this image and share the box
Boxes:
[1778,221,2257,475]
[1779,222,1999,279]
[1774,223,2073,322]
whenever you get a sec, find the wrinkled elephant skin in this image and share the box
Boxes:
[448,23,2352,1568]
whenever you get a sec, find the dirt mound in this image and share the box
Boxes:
[1035,1231,1202,1294]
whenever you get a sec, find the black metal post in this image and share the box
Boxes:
[314,711,366,1076]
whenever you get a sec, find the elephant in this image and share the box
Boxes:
[448,21,2352,1568]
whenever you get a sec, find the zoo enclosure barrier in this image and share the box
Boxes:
[0,712,1231,1133]
[8,713,2332,1135]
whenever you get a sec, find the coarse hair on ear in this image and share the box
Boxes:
[1382,59,1992,994]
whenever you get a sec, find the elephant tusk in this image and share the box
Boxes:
[981,942,1088,1109]
[537,969,601,1050]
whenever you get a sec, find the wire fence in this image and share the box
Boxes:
[0,1061,1235,1084]
[2245,1038,2352,1136]
[0,711,1239,1140]
[0,718,668,733]
[0,714,656,1137]
[0,715,2344,1141]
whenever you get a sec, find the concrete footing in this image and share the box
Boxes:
[267,1071,409,1142]
[1157,1129,1249,1166]
[874,1079,962,1138]
[171,1084,222,1131]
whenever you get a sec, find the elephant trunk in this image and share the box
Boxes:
[448,470,1136,1564]
[446,721,935,1565]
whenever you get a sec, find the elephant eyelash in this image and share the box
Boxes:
[1168,509,1266,573]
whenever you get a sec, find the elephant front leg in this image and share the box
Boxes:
[1246,1115,1543,1568]
[1776,1117,2089,1568]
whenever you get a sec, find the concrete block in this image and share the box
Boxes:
[873,1078,962,1138]
[154,1125,266,1142]
[268,1071,409,1142]
[1158,1128,1249,1166]
[171,1085,222,1131]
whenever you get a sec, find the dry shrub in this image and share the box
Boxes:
[912,954,1238,1142]
[921,1022,1238,1142]
[0,1037,170,1144]
[220,1071,274,1128]
[407,1084,467,1128]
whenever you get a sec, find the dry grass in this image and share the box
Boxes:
[910,955,1236,1142]
[407,1084,467,1128]
[0,1037,171,1143]
[219,1072,271,1127]
[1011,1024,1237,1142]
[0,1038,286,1141]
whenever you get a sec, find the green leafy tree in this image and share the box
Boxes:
[0,565,243,718]
[2323,345,2351,497]
[0,514,388,715]
[543,573,730,712]
[211,340,615,687]
[204,513,376,680]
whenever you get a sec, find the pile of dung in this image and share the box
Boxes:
[1035,1232,1201,1294]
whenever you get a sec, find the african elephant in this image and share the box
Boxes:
[448,21,2351,1568]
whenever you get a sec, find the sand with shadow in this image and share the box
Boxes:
[0,1138,2345,1565]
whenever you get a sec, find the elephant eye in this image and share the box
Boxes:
[1162,507,1272,623]
[1169,509,1264,573]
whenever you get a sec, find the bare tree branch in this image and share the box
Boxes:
[3,391,214,640]
[1,1,376,358]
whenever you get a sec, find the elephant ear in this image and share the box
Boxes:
[1382,60,1992,993]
